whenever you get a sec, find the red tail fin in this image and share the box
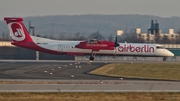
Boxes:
[4,17,33,43]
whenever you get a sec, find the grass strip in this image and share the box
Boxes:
[0,92,180,101]
[89,63,180,80]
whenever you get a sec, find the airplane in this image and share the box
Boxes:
[4,17,174,61]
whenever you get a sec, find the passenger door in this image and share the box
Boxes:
[58,44,63,52]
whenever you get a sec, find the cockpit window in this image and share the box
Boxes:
[88,39,100,44]
[156,46,165,49]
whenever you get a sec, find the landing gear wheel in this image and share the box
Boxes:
[163,57,166,61]
[89,56,94,61]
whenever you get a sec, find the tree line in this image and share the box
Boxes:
[1,29,180,44]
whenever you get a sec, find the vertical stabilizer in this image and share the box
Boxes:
[4,17,33,43]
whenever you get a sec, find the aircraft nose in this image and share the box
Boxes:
[168,51,174,57]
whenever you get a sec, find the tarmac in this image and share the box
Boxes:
[0,60,180,92]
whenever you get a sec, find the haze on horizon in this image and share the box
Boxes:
[0,0,180,21]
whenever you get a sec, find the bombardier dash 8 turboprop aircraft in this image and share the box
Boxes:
[4,17,174,61]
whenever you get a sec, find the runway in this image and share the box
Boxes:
[0,80,180,92]
[0,60,180,92]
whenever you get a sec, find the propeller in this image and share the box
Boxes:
[114,35,119,47]
[114,35,120,55]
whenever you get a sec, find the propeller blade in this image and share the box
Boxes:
[114,35,117,47]
[114,35,119,47]
[114,35,119,56]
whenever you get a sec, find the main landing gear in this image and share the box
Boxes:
[89,56,94,61]
[89,51,96,61]
[163,57,166,61]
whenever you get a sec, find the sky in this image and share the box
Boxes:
[0,0,180,21]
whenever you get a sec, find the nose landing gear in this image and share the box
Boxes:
[163,57,166,61]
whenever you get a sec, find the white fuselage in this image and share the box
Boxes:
[31,36,174,57]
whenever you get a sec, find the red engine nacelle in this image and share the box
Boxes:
[75,39,115,51]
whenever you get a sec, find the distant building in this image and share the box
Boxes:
[135,20,180,43]
[117,20,180,43]
[117,30,123,36]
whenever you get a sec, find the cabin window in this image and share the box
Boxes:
[156,46,165,49]
[88,39,99,44]
[43,43,48,45]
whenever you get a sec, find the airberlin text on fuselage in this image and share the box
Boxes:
[118,45,154,53]
[86,44,108,47]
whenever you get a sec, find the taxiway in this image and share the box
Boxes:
[0,60,179,92]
